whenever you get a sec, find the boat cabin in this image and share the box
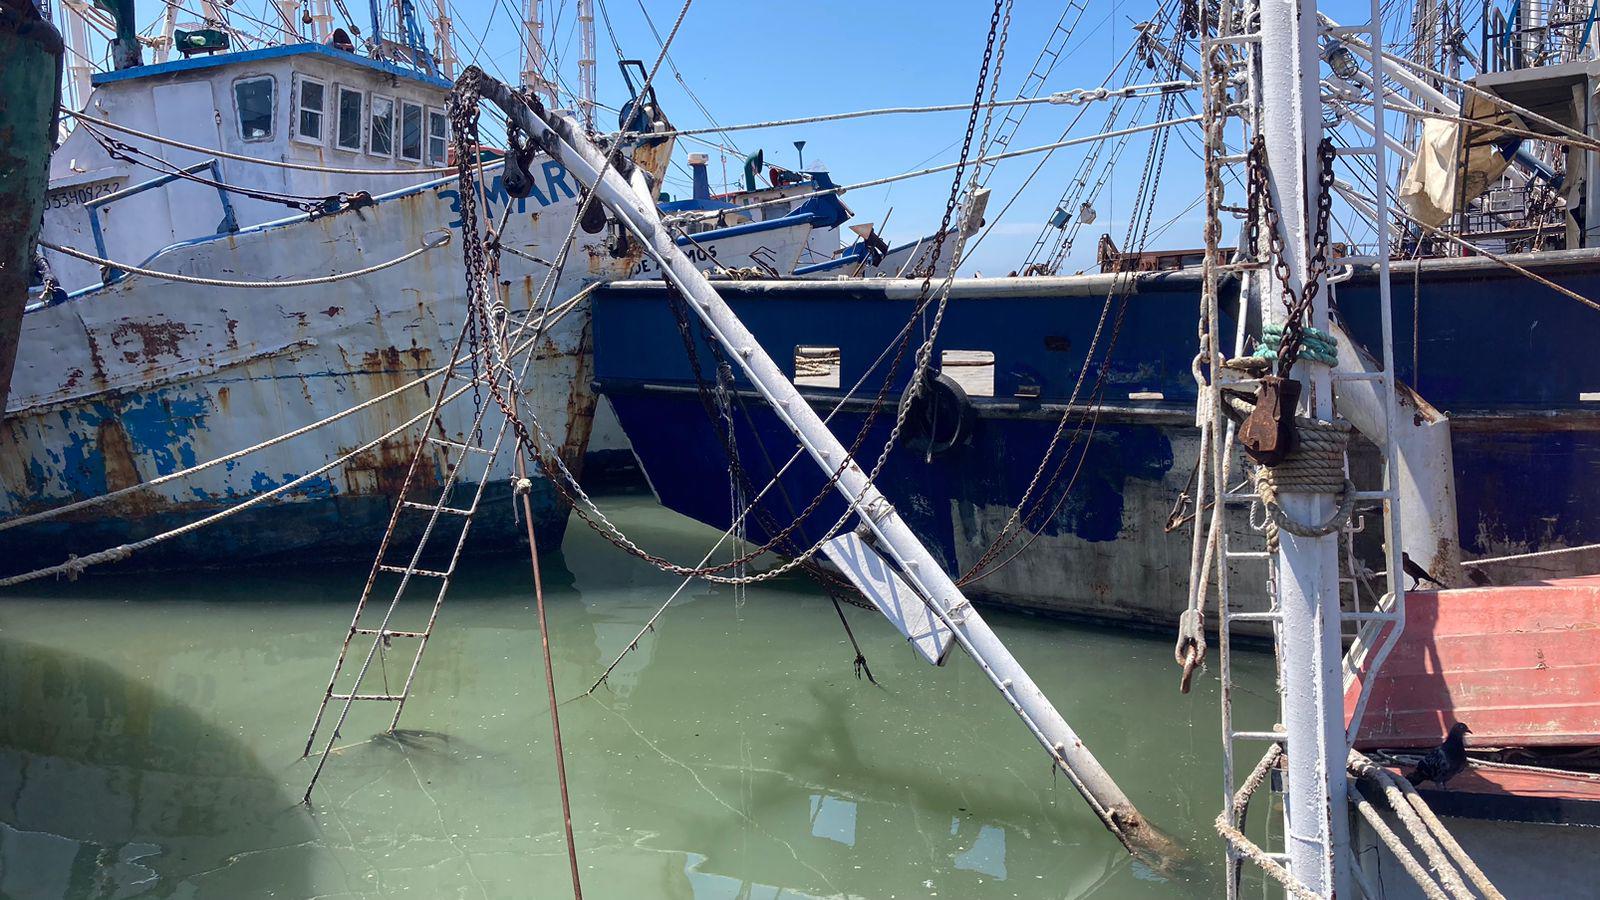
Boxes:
[40,41,452,293]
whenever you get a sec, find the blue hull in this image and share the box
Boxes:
[592,252,1600,627]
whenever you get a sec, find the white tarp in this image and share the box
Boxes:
[1398,94,1525,227]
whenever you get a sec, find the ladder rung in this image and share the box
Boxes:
[1205,33,1261,47]
[330,692,404,701]
[1219,261,1265,272]
[1229,610,1281,622]
[402,500,474,516]
[353,628,428,638]
[1342,611,1399,622]
[1224,493,1262,505]
[1227,550,1271,560]
[428,436,493,455]
[1217,153,1247,164]
[1353,490,1396,502]
[379,564,452,579]
[1335,145,1377,156]
[1231,730,1286,742]
[1324,24,1374,37]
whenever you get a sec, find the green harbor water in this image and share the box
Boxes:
[1,494,1277,899]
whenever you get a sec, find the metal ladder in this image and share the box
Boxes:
[974,0,1090,183]
[300,335,512,802]
[1198,0,1408,893]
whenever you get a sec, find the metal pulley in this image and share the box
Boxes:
[1237,374,1300,467]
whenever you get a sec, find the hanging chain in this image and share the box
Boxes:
[1247,136,1336,380]
[449,71,489,441]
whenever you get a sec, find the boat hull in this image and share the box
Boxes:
[593,252,1600,628]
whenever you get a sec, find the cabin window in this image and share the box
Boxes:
[293,75,325,143]
[794,346,841,388]
[336,86,364,151]
[233,76,275,142]
[427,107,448,165]
[941,350,995,397]
[399,100,424,162]
[369,94,394,156]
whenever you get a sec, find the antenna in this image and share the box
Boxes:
[794,140,806,170]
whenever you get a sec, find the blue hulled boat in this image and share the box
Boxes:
[590,250,1600,628]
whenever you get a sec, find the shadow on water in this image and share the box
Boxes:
[0,637,315,899]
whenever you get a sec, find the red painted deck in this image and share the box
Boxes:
[1345,575,1600,750]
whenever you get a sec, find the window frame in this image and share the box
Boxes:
[334,84,365,152]
[426,106,449,166]
[232,75,277,143]
[368,92,396,158]
[291,74,327,145]
[398,99,425,163]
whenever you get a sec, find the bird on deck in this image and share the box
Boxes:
[1402,552,1447,591]
[1407,722,1473,787]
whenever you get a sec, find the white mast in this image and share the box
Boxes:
[521,0,556,105]
[308,0,334,43]
[577,0,595,130]
[276,0,302,42]
[432,0,456,78]
[59,1,94,110]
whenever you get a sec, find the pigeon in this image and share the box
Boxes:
[1402,552,1447,590]
[1407,722,1472,787]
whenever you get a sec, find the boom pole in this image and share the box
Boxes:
[470,67,1176,865]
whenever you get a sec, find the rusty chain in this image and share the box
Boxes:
[1247,135,1336,380]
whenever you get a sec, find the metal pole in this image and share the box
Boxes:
[1256,0,1352,895]
[471,70,1173,864]
[576,0,595,131]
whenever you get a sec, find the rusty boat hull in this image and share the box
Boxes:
[0,166,622,575]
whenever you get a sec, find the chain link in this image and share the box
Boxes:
[1247,135,1337,380]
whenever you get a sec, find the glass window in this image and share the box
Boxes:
[233,77,275,141]
[427,108,448,165]
[399,101,424,162]
[295,76,325,142]
[336,87,363,151]
[369,94,394,156]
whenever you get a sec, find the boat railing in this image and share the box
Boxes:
[1482,0,1600,73]
[85,158,240,283]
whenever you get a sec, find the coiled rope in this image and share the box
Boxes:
[38,233,449,290]
[1225,394,1355,547]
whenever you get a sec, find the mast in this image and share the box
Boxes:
[275,0,301,43]
[520,0,555,104]
[59,1,93,107]
[432,0,455,78]
[577,0,595,130]
[1254,0,1351,893]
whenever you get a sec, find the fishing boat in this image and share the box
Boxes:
[0,0,851,575]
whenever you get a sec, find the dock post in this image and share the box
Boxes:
[1256,0,1353,895]
[471,71,1175,863]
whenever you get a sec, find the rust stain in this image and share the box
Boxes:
[323,306,344,317]
[62,367,84,390]
[108,320,193,366]
[216,385,231,413]
[225,317,240,351]
[340,435,439,498]
[96,417,141,493]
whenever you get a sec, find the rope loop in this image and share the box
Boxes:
[1250,416,1354,545]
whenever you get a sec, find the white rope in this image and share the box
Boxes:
[1469,541,1600,566]
[59,107,460,175]
[1348,753,1480,900]
[711,115,1203,219]
[630,81,1197,139]
[1347,783,1452,900]
[0,297,582,533]
[39,233,449,289]
[1215,744,1321,900]
[1364,759,1506,900]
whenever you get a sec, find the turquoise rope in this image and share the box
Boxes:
[1251,324,1339,366]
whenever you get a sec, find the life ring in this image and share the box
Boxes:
[900,370,975,457]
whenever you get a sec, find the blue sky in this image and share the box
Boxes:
[456,0,1211,275]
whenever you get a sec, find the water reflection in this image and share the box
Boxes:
[0,638,314,898]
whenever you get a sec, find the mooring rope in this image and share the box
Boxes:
[38,233,449,290]
[1215,743,1321,900]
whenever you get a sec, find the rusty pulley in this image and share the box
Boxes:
[1237,375,1300,467]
